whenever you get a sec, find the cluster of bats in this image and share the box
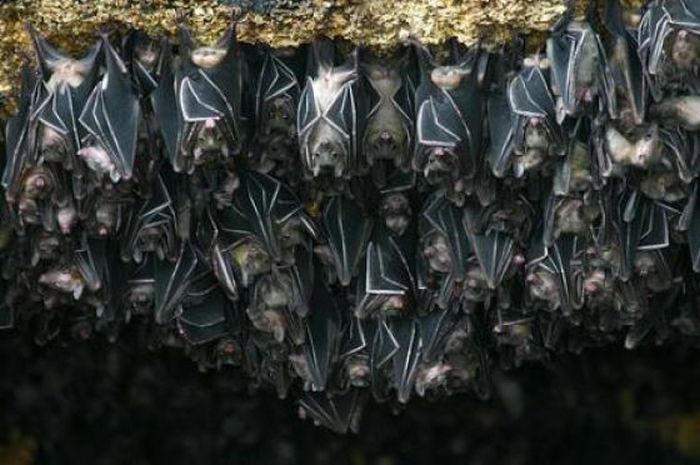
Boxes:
[1,0,700,433]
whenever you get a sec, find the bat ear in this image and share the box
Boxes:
[308,37,335,76]
[176,12,196,55]
[25,23,69,77]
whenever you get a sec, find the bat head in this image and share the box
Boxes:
[345,356,370,388]
[22,165,55,199]
[380,192,412,235]
[364,125,407,166]
[39,125,70,164]
[127,281,155,315]
[57,205,77,235]
[422,146,459,187]
[190,46,227,69]
[231,239,271,287]
[631,123,661,168]
[668,29,700,71]
[307,130,347,178]
[430,65,468,90]
[526,268,560,309]
[33,230,61,262]
[18,196,39,225]
[422,231,452,274]
[262,95,296,138]
[193,120,230,166]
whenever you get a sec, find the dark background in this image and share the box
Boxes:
[1,328,699,465]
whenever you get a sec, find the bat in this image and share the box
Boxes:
[26,25,103,173]
[488,57,563,178]
[218,170,316,265]
[360,48,415,174]
[152,17,243,173]
[78,34,140,183]
[603,0,647,125]
[546,11,615,120]
[463,204,516,289]
[412,41,490,204]
[639,0,700,100]
[120,175,179,263]
[527,231,586,315]
[298,38,366,180]
[123,30,171,98]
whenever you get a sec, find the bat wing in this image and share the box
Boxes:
[685,182,700,271]
[365,224,417,295]
[256,51,300,124]
[487,90,516,177]
[177,287,230,345]
[421,195,471,279]
[154,242,198,324]
[302,280,342,391]
[546,27,575,115]
[418,305,459,363]
[2,66,37,198]
[79,36,140,181]
[509,65,556,119]
[391,318,422,403]
[323,77,361,173]
[322,195,374,286]
[298,389,365,434]
[464,223,515,289]
[151,63,180,164]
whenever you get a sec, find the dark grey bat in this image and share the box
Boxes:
[361,49,415,173]
[152,18,243,173]
[546,13,614,120]
[78,34,140,183]
[123,30,171,97]
[120,175,179,263]
[639,0,700,99]
[298,38,366,181]
[176,280,232,345]
[219,170,316,266]
[26,25,102,172]
[603,0,647,126]
[526,231,586,315]
[413,43,489,204]
[391,317,422,403]
[488,58,564,178]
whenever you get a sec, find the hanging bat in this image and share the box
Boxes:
[602,0,647,126]
[354,221,419,319]
[218,170,317,266]
[488,56,564,178]
[526,231,586,315]
[252,45,305,175]
[360,48,415,174]
[298,38,366,181]
[463,204,517,290]
[365,317,400,401]
[418,194,473,308]
[123,30,171,98]
[78,34,140,183]
[152,17,243,173]
[413,42,490,205]
[26,25,103,172]
[639,0,700,100]
[546,10,615,120]
[120,175,179,263]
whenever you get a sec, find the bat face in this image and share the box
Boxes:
[192,120,230,166]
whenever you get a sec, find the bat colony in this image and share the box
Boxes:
[2,0,700,433]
